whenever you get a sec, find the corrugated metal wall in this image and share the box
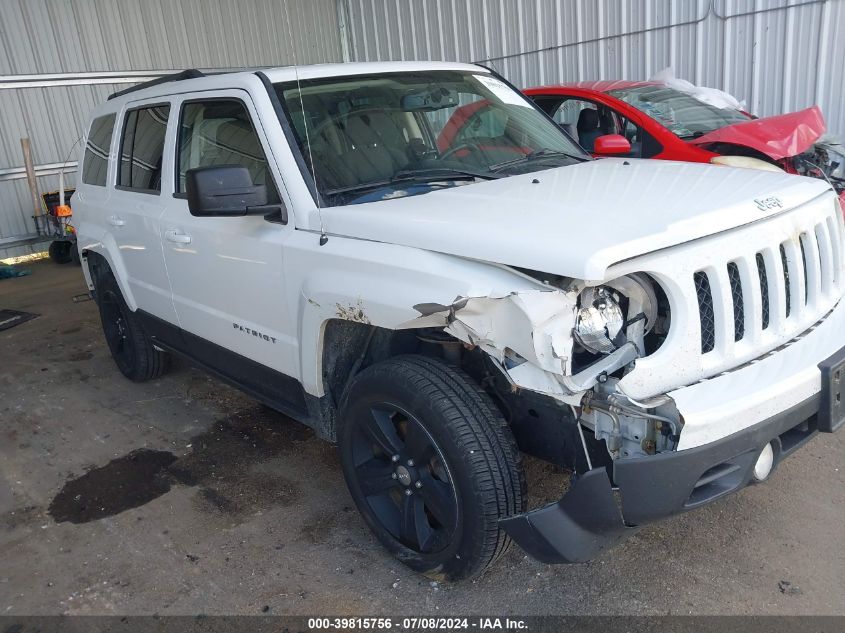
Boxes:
[343,0,845,137]
[4,0,841,259]
[0,0,343,258]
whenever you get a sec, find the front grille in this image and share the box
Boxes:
[727,262,744,341]
[694,271,716,353]
[618,196,843,402]
[695,216,842,355]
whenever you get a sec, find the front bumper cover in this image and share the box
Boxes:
[500,393,823,564]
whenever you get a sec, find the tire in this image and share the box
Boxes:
[94,268,168,382]
[338,355,525,580]
[48,240,72,264]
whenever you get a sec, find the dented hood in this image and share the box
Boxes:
[318,158,830,281]
[690,106,825,160]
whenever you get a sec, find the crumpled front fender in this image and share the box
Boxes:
[400,289,583,400]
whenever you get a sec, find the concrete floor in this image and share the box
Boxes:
[1,260,844,616]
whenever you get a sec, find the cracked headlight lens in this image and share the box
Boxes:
[574,286,625,355]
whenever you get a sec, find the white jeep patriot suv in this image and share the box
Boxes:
[73,61,845,580]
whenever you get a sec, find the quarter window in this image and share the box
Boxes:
[176,100,275,195]
[118,105,170,192]
[81,114,115,186]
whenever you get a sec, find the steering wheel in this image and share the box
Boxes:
[440,141,485,162]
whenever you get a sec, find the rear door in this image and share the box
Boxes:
[108,100,179,324]
[159,90,298,379]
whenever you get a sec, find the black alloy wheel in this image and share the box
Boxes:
[99,287,137,376]
[94,267,168,382]
[338,355,525,580]
[350,401,459,554]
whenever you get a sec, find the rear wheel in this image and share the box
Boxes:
[338,355,525,580]
[95,269,168,382]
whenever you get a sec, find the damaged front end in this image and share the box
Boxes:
[403,269,699,563]
[691,106,845,203]
[406,271,678,460]
[790,137,845,205]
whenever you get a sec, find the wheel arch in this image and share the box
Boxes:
[82,247,136,310]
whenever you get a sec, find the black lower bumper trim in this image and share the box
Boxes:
[501,392,824,564]
[499,469,632,564]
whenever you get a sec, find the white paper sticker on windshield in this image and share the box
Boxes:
[473,74,531,108]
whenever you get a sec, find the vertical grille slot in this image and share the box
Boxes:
[815,223,834,295]
[694,271,716,353]
[756,253,770,330]
[799,235,809,305]
[780,243,791,317]
[727,262,744,341]
[826,216,842,285]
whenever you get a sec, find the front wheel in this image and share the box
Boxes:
[338,355,525,580]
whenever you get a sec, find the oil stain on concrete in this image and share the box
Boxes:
[48,406,304,525]
[48,449,177,523]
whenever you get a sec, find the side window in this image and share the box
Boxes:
[81,114,115,186]
[176,99,277,199]
[118,105,170,192]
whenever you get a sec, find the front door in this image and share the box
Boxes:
[159,91,298,380]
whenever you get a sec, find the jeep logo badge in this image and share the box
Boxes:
[754,196,784,211]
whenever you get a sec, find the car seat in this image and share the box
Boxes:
[337,110,410,185]
[212,120,268,184]
[576,109,601,151]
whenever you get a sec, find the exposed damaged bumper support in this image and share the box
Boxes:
[559,342,638,393]
[500,394,823,564]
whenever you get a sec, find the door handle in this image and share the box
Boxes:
[164,229,192,245]
[107,215,125,227]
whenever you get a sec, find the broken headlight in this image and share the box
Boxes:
[574,286,626,354]
[574,275,661,355]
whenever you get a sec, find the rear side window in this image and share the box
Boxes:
[176,99,275,195]
[118,105,170,192]
[81,114,115,186]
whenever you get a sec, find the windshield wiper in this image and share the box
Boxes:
[391,167,502,181]
[324,168,501,200]
[489,148,589,172]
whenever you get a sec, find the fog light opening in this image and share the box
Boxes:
[753,443,775,481]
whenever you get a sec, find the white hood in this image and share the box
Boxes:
[317,158,830,281]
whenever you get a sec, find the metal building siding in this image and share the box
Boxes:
[0,0,343,257]
[345,0,844,132]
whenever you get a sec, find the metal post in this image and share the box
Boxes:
[20,138,42,235]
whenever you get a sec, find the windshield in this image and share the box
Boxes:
[275,70,588,205]
[608,85,749,139]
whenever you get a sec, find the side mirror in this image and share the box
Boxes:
[186,166,283,220]
[593,134,631,156]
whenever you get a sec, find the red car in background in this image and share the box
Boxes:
[522,81,845,204]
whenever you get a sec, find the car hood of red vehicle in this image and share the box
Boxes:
[689,106,825,160]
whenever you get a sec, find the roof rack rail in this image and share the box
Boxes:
[108,69,205,101]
